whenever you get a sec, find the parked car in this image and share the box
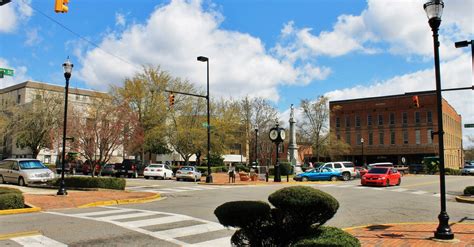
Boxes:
[461,165,474,176]
[144,164,173,180]
[115,159,145,178]
[293,167,341,182]
[100,164,116,176]
[0,159,55,186]
[355,166,368,178]
[82,160,100,176]
[56,160,83,175]
[409,163,425,174]
[320,161,356,181]
[176,166,202,181]
[367,162,394,169]
[361,167,401,187]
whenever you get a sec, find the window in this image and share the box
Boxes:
[336,134,341,140]
[355,116,360,127]
[390,131,395,145]
[378,115,383,125]
[367,115,372,126]
[345,116,350,127]
[415,112,420,124]
[356,133,361,145]
[427,129,433,144]
[415,130,421,144]
[390,113,395,125]
[17,95,21,104]
[345,132,351,144]
[379,131,384,145]
[369,132,373,145]
[427,111,432,123]
[403,130,408,144]
[336,117,340,128]
[402,112,408,124]
[334,163,342,169]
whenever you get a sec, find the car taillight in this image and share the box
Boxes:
[157,169,162,171]
[144,168,148,171]
[132,165,136,170]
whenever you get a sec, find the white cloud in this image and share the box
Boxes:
[0,0,32,33]
[324,54,473,145]
[24,27,41,46]
[115,12,126,27]
[76,0,330,101]
[0,58,31,88]
[275,0,472,61]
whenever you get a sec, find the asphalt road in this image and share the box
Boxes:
[0,175,473,246]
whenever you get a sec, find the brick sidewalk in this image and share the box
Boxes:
[345,223,474,247]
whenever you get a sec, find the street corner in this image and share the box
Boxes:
[455,195,474,204]
[78,193,162,208]
[0,205,42,216]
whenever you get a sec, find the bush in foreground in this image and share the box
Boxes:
[0,187,24,210]
[464,186,474,195]
[49,177,126,190]
[293,226,360,247]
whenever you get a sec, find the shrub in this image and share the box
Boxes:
[49,177,126,190]
[280,162,293,176]
[445,168,461,175]
[214,201,271,228]
[268,186,339,234]
[235,164,250,172]
[0,187,24,210]
[293,226,360,247]
[423,157,439,174]
[464,186,474,195]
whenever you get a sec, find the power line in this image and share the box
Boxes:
[22,0,141,70]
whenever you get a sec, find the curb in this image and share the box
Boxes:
[78,193,161,208]
[455,195,474,204]
[0,231,41,240]
[342,222,474,231]
[0,206,42,216]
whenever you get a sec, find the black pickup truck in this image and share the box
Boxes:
[115,159,145,178]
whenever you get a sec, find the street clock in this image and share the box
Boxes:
[269,125,285,143]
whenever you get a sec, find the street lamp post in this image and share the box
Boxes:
[57,57,73,196]
[269,122,285,182]
[361,138,364,166]
[255,127,258,165]
[197,56,212,183]
[454,40,473,79]
[423,0,454,240]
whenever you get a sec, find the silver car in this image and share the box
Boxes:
[0,159,55,186]
[176,166,202,182]
[461,165,474,175]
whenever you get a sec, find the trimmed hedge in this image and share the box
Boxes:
[293,226,360,247]
[214,201,271,228]
[49,177,126,190]
[464,186,474,195]
[235,164,250,172]
[0,187,24,210]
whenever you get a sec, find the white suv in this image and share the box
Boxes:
[321,161,356,181]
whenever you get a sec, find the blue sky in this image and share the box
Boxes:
[0,0,473,143]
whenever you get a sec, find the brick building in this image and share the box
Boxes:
[329,91,463,169]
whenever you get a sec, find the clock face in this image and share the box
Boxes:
[280,130,286,140]
[269,129,278,140]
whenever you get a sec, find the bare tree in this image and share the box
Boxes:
[298,96,329,161]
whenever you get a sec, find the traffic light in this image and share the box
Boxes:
[55,0,69,13]
[412,95,420,108]
[169,93,175,107]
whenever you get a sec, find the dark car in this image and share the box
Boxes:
[115,159,145,178]
[100,164,116,176]
[409,164,425,174]
[56,160,83,175]
[82,160,100,175]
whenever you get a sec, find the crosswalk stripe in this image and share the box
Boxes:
[391,188,408,192]
[371,187,385,190]
[123,215,190,228]
[411,190,428,195]
[12,235,67,247]
[97,212,156,221]
[174,187,206,191]
[338,185,355,188]
[157,223,224,238]
[319,184,336,187]
[354,186,368,189]
[189,236,231,247]
[73,208,134,217]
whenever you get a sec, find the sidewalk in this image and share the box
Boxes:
[200,172,323,185]
[344,222,474,246]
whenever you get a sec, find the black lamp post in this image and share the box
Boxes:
[361,138,364,166]
[255,127,258,165]
[197,56,212,183]
[423,0,454,240]
[57,57,73,196]
[269,122,285,182]
[454,40,473,79]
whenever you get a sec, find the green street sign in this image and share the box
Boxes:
[0,68,14,77]
[465,124,474,128]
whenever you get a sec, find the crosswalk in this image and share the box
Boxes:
[47,206,234,246]
[307,183,457,199]
[126,184,246,194]
[2,234,67,247]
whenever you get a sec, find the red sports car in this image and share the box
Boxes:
[361,167,401,187]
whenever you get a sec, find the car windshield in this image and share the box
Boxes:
[465,165,474,169]
[19,160,47,169]
[368,167,388,174]
[180,167,194,171]
[149,165,163,168]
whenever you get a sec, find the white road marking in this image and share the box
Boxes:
[338,185,355,188]
[158,222,224,238]
[319,184,336,187]
[391,188,408,192]
[411,190,428,195]
[96,212,156,221]
[72,208,137,217]
[12,235,67,247]
[124,215,189,228]
[188,236,231,247]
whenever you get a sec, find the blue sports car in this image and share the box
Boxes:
[293,167,342,182]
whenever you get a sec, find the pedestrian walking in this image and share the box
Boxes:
[228,164,236,183]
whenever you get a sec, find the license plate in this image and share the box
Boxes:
[121,170,126,172]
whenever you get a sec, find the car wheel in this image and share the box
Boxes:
[154,176,158,180]
[330,176,337,182]
[163,174,166,180]
[302,177,309,182]
[127,174,132,178]
[396,178,401,186]
[385,179,390,187]
[342,172,350,181]
[177,178,180,181]
[0,175,5,184]
[144,176,149,179]
[18,177,26,186]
